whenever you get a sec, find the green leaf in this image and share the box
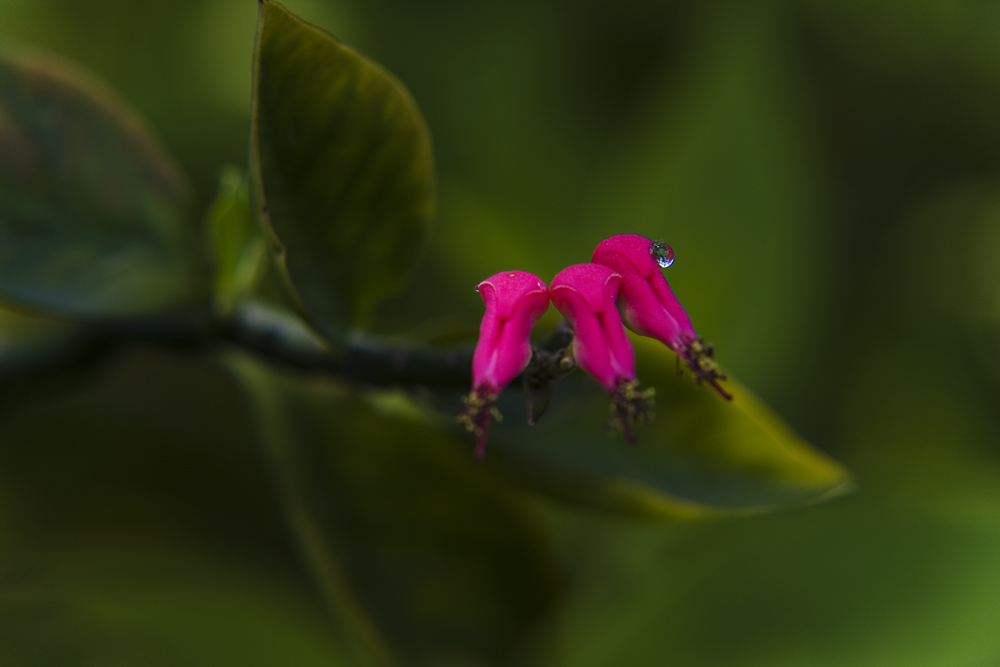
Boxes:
[483,337,852,519]
[0,349,285,553]
[0,304,80,379]
[205,166,267,315]
[0,47,204,317]
[532,358,1000,667]
[0,547,361,667]
[532,492,1000,667]
[225,354,562,666]
[0,349,378,665]
[250,0,435,340]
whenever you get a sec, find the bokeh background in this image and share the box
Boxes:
[3,0,1000,664]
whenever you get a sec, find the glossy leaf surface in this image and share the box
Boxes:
[251,1,435,339]
[482,336,852,518]
[0,48,203,316]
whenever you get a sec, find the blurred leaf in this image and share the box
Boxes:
[482,336,851,519]
[531,489,1000,667]
[226,354,562,667]
[250,0,435,340]
[0,47,204,317]
[0,349,286,553]
[0,348,379,665]
[0,548,359,667]
[532,332,1000,667]
[0,304,80,379]
[205,166,267,315]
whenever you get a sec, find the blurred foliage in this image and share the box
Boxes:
[205,166,266,316]
[2,0,1000,665]
[0,304,79,377]
[0,48,205,316]
[227,354,563,666]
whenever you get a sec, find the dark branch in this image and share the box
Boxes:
[0,303,475,392]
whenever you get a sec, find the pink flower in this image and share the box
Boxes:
[460,270,549,459]
[592,234,731,400]
[550,263,653,441]
[550,263,634,392]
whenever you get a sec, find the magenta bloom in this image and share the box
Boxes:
[551,263,653,441]
[461,270,549,459]
[550,263,634,392]
[592,234,730,400]
[473,271,550,393]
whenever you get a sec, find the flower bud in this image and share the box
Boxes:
[550,263,653,441]
[460,270,549,459]
[550,263,634,392]
[592,234,730,400]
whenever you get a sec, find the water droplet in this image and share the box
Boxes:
[651,241,675,268]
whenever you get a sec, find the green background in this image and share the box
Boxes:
[3,0,1000,665]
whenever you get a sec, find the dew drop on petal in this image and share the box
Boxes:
[651,241,675,268]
